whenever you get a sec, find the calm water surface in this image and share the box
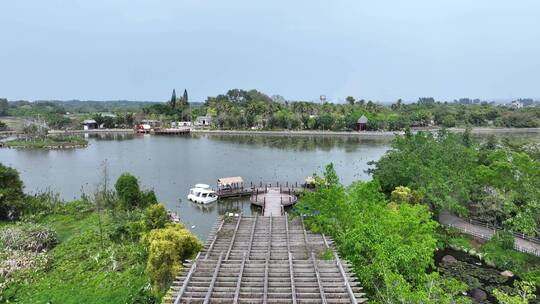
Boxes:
[3,131,538,239]
[0,134,390,238]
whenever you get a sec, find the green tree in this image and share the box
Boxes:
[114,173,141,209]
[371,130,476,214]
[0,163,25,219]
[0,98,8,116]
[169,89,177,110]
[182,89,189,106]
[144,223,202,296]
[296,169,468,303]
[92,113,104,128]
[144,203,169,231]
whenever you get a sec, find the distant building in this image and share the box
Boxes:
[511,100,524,109]
[356,115,368,131]
[172,121,192,127]
[82,119,98,130]
[195,116,212,127]
[141,119,161,127]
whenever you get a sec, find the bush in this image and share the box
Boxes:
[491,231,515,250]
[115,173,141,209]
[141,190,158,208]
[144,224,202,296]
[108,211,145,242]
[0,163,25,220]
[144,204,169,231]
[0,224,58,252]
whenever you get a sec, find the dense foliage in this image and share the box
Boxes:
[191,90,540,131]
[297,164,471,303]
[3,90,540,132]
[0,165,201,303]
[0,163,25,220]
[371,130,540,237]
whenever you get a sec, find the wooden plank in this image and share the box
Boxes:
[204,218,225,259]
[334,251,358,304]
[288,252,297,304]
[311,252,328,304]
[247,215,258,259]
[171,216,365,303]
[233,252,247,304]
[203,252,224,304]
[225,215,242,260]
[173,252,200,304]
[300,216,310,253]
[264,217,272,304]
[263,255,269,304]
[285,213,291,253]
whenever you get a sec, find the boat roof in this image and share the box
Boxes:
[217,176,243,185]
[197,189,215,194]
[194,183,210,189]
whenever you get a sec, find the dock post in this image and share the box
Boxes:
[286,181,288,187]
[280,185,282,193]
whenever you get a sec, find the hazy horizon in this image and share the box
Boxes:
[1,0,539,102]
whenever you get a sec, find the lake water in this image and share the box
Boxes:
[0,133,391,238]
[3,131,539,239]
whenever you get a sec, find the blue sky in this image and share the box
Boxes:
[1,0,539,102]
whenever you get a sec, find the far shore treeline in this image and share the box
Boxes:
[1,90,539,132]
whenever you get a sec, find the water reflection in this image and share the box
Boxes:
[198,133,391,152]
[87,132,136,141]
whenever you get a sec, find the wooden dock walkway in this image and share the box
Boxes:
[165,214,367,304]
[251,187,298,217]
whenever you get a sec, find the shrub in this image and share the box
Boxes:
[0,163,25,220]
[491,231,515,250]
[390,186,422,204]
[144,203,169,231]
[140,190,158,208]
[115,173,141,209]
[0,224,58,252]
[144,224,202,296]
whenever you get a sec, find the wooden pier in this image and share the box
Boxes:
[251,187,298,217]
[165,214,367,304]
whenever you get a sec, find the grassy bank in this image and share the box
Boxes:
[1,202,151,303]
[0,168,202,304]
[2,136,88,149]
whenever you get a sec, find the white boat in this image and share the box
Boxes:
[187,185,218,204]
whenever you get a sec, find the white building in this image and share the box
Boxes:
[195,116,212,126]
[511,100,524,109]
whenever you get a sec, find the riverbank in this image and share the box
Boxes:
[48,128,134,135]
[192,127,540,137]
[38,127,540,138]
[1,136,88,149]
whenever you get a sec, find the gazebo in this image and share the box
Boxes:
[356,115,368,131]
[217,176,244,191]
